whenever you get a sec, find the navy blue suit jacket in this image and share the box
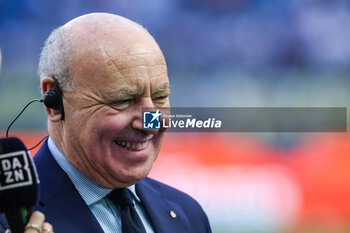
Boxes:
[0,140,211,233]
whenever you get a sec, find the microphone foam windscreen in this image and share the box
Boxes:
[0,137,40,212]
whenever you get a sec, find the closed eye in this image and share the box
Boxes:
[153,95,169,103]
[110,99,134,109]
[116,99,131,104]
[153,96,168,101]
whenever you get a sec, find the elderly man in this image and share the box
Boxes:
[0,13,211,233]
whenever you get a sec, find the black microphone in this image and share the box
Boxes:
[0,137,40,233]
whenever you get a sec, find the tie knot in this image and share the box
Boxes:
[108,188,134,207]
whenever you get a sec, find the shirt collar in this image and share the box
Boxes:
[48,137,141,205]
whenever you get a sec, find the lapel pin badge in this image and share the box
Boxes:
[169,210,177,219]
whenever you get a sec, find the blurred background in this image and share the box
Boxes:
[1,0,350,232]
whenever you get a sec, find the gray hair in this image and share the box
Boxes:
[38,26,75,92]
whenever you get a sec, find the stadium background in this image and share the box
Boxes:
[1,0,350,232]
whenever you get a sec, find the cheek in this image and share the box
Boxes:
[97,113,132,135]
[79,112,134,151]
[63,109,104,152]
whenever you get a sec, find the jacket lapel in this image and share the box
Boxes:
[136,179,193,233]
[34,140,104,233]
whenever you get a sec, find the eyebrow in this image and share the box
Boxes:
[106,83,170,99]
[152,84,170,96]
[104,88,139,100]
[118,90,141,98]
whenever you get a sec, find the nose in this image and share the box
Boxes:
[131,97,159,134]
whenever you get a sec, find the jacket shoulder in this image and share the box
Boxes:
[146,177,202,206]
[141,177,212,232]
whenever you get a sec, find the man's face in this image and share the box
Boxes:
[60,39,170,188]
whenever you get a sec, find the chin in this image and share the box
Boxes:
[106,162,153,185]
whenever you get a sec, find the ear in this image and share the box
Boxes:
[41,76,62,122]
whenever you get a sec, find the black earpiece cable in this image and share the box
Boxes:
[5,98,48,150]
[28,135,49,150]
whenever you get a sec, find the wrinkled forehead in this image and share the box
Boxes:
[72,41,167,86]
[62,13,169,96]
[69,38,168,100]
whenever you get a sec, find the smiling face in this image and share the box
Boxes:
[48,14,170,188]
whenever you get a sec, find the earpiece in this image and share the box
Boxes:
[5,76,64,149]
[42,76,65,120]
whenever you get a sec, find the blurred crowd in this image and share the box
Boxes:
[2,0,350,69]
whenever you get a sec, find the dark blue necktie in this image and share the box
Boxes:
[108,188,147,233]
